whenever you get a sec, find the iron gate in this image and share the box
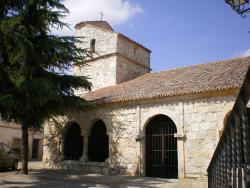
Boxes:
[146,115,178,178]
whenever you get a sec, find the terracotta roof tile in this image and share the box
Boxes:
[82,56,250,104]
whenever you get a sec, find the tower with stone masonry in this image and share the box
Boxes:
[73,21,151,95]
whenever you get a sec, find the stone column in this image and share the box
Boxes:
[175,133,185,179]
[105,131,112,164]
[80,131,89,162]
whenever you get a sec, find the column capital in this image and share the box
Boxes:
[174,133,185,139]
[81,129,90,137]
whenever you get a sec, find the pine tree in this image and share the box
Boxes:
[0,0,92,174]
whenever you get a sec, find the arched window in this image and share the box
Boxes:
[90,39,96,53]
[88,120,109,162]
[145,114,178,179]
[63,122,83,160]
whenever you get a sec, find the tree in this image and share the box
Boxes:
[0,0,92,174]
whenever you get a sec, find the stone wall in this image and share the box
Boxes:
[0,122,44,160]
[43,94,236,180]
[74,56,117,93]
[75,25,117,58]
[116,55,149,84]
[73,25,118,93]
[117,35,150,68]
[182,97,235,178]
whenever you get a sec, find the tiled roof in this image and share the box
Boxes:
[75,21,114,31]
[83,57,250,105]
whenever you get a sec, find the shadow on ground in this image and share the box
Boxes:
[0,169,178,188]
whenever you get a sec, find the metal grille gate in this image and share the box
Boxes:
[146,115,178,178]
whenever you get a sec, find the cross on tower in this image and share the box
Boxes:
[100,11,104,21]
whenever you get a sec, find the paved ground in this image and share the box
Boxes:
[0,162,206,188]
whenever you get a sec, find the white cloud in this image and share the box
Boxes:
[232,48,250,58]
[241,49,250,57]
[52,0,143,35]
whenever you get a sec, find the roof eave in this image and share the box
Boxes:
[84,87,240,106]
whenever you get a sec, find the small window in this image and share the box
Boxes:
[90,39,96,53]
[133,47,136,55]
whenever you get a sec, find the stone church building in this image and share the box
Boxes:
[43,21,250,185]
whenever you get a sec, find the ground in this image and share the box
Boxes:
[0,162,206,188]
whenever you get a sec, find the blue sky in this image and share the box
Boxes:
[60,0,250,72]
[112,1,250,71]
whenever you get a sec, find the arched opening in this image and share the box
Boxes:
[88,120,109,162]
[145,114,178,179]
[63,122,83,160]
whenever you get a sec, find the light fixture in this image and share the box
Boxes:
[225,0,250,16]
[135,134,144,142]
[226,0,248,7]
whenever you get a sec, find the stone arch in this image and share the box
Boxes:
[145,114,178,179]
[88,119,109,162]
[63,121,83,160]
[141,109,181,134]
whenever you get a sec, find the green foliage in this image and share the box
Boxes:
[0,0,92,128]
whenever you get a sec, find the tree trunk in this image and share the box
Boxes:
[21,125,29,174]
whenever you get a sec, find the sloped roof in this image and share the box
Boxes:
[75,21,114,31]
[83,57,250,105]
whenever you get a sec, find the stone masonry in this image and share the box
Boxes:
[73,22,150,94]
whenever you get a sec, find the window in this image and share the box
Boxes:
[32,139,40,159]
[133,47,136,55]
[90,39,96,53]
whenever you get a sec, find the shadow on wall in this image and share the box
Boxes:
[43,110,141,176]
[105,109,141,176]
[44,117,65,166]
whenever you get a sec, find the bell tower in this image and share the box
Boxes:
[73,21,151,95]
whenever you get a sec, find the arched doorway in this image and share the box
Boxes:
[145,115,178,178]
[63,122,83,160]
[88,120,109,162]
